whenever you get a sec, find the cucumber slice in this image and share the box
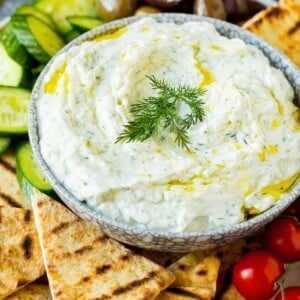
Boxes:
[0,137,11,155]
[16,164,34,200]
[15,4,56,30]
[0,85,30,135]
[35,0,97,34]
[0,22,32,67]
[64,29,81,42]
[16,141,53,193]
[0,42,32,87]
[67,16,104,33]
[11,14,65,64]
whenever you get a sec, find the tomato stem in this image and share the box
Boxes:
[275,260,300,300]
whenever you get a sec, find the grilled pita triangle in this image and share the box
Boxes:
[0,149,31,209]
[243,3,300,68]
[157,287,214,299]
[167,251,221,295]
[0,207,45,298]
[5,283,51,300]
[32,190,175,300]
[280,0,300,5]
[220,283,244,300]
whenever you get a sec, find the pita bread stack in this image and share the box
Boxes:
[31,190,175,300]
[243,2,300,68]
[0,207,45,298]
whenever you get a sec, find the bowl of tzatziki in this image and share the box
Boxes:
[29,13,300,251]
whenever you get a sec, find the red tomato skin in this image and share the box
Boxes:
[275,287,300,300]
[264,217,300,263]
[233,250,284,300]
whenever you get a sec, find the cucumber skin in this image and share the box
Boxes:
[16,141,53,193]
[11,14,65,64]
[34,0,97,34]
[67,16,104,33]
[0,23,32,67]
[15,4,57,30]
[11,14,52,63]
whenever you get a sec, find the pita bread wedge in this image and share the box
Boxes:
[167,251,221,296]
[0,149,31,209]
[157,287,213,300]
[0,207,45,298]
[220,283,245,300]
[132,248,185,268]
[243,3,300,68]
[5,283,51,300]
[31,190,175,300]
[280,0,300,5]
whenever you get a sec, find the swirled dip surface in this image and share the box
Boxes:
[37,18,300,232]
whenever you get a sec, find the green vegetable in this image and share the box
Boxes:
[0,85,31,135]
[11,14,65,64]
[34,0,97,34]
[0,22,32,67]
[0,137,11,155]
[116,75,206,149]
[67,16,104,33]
[16,141,53,194]
[0,42,32,87]
[15,3,57,30]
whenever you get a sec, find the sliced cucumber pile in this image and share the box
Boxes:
[11,14,65,64]
[0,0,103,195]
[34,0,98,34]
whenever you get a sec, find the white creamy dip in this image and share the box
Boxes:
[37,18,300,232]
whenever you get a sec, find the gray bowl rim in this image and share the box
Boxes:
[29,13,300,240]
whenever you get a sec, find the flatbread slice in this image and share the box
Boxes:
[220,283,245,300]
[167,251,221,295]
[4,283,51,300]
[157,287,214,300]
[0,207,45,298]
[0,149,31,209]
[243,3,300,68]
[280,0,300,5]
[32,190,175,300]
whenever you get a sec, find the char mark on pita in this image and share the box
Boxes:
[51,218,80,234]
[112,270,157,296]
[0,157,16,173]
[96,264,111,275]
[24,210,31,222]
[289,20,300,34]
[22,235,33,259]
[167,287,210,299]
[0,191,22,208]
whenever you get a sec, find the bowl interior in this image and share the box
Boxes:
[29,13,300,251]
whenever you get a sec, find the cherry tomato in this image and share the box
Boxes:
[233,250,284,300]
[285,196,300,218]
[264,217,300,263]
[275,287,300,300]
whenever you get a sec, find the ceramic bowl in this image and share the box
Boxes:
[29,13,300,252]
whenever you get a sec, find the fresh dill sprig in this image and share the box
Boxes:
[116,74,206,149]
